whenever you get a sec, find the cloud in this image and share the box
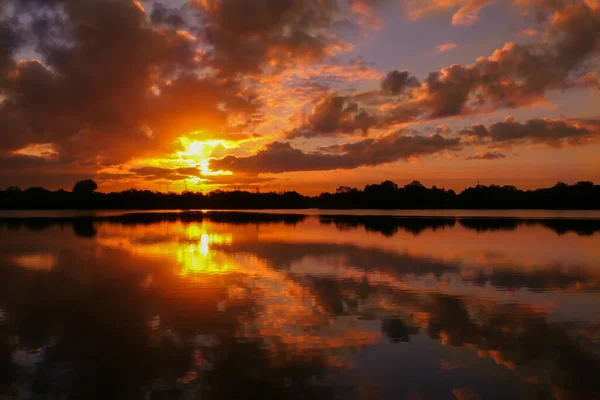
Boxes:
[200,174,275,186]
[129,166,202,181]
[437,42,458,52]
[381,70,420,95]
[192,0,352,76]
[460,116,600,147]
[465,151,506,160]
[382,0,600,122]
[0,0,598,190]
[211,133,460,174]
[151,2,187,28]
[404,0,495,25]
[355,1,600,126]
[0,20,20,74]
[567,72,600,90]
[451,0,494,26]
[350,0,385,31]
[0,0,263,185]
[125,166,274,187]
[286,95,378,138]
[520,28,539,37]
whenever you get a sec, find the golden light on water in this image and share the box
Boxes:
[177,229,234,276]
[96,222,234,276]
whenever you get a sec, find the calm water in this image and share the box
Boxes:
[0,212,599,399]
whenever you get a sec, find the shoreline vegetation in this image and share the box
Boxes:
[1,179,599,210]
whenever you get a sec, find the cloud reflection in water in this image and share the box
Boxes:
[0,212,598,399]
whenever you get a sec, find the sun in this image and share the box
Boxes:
[177,136,233,176]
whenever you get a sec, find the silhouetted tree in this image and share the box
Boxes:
[72,179,98,194]
[335,186,355,194]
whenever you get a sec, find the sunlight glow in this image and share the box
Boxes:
[177,136,233,177]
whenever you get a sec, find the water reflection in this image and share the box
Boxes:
[0,213,599,399]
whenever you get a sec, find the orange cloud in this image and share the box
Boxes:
[404,0,494,26]
[350,0,384,31]
[520,28,539,36]
[437,42,459,52]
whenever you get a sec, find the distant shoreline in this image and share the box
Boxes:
[2,180,599,211]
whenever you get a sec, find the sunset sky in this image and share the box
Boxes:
[1,0,599,194]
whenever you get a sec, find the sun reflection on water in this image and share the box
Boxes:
[96,222,234,276]
[177,234,233,276]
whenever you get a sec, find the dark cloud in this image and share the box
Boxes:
[459,122,489,138]
[287,95,378,138]
[322,132,461,159]
[0,21,20,73]
[380,70,419,95]
[151,2,187,28]
[211,132,460,174]
[460,117,600,147]
[0,152,94,189]
[0,153,59,170]
[194,0,348,76]
[465,151,506,160]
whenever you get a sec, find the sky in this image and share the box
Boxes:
[0,0,599,194]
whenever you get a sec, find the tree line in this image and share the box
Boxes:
[0,179,599,210]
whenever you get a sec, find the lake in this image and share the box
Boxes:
[0,211,599,399]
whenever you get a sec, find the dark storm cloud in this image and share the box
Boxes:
[211,133,460,174]
[286,95,378,138]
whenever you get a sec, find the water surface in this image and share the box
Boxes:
[0,212,599,399]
